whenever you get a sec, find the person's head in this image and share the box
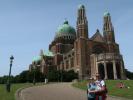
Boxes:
[95,73,101,80]
[89,77,95,83]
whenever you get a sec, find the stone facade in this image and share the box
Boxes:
[29,5,126,80]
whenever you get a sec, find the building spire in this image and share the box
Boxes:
[77,4,88,38]
[40,49,44,56]
[103,11,115,43]
[103,11,114,32]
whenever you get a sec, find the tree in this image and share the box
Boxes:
[125,69,133,79]
[0,75,8,84]
[0,69,78,84]
[47,69,78,82]
[62,70,78,82]
[17,70,29,83]
[47,69,58,82]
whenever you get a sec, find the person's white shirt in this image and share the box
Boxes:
[95,80,105,90]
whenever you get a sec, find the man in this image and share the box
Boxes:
[95,73,107,100]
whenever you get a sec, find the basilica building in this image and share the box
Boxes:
[29,5,126,80]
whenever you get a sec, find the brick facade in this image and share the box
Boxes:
[29,5,126,80]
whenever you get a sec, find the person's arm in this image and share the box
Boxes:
[88,90,96,93]
[94,86,105,94]
[88,84,97,93]
[87,84,89,94]
[87,83,96,93]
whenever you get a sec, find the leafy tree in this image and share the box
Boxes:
[125,69,133,79]
[18,70,29,83]
[47,69,78,82]
[18,69,45,83]
[0,75,8,84]
[0,69,78,84]
[47,69,59,82]
[62,70,78,82]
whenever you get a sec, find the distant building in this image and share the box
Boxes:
[29,5,126,80]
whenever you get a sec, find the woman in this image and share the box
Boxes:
[87,78,97,100]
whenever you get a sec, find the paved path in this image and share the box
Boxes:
[18,83,130,100]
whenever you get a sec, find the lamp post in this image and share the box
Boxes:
[33,62,36,85]
[60,70,63,82]
[6,55,14,92]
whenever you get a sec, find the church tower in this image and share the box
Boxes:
[74,5,90,80]
[77,5,88,38]
[103,12,115,43]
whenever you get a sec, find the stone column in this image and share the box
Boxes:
[113,60,117,79]
[104,62,108,79]
[60,63,62,70]
[64,60,66,70]
[57,65,60,70]
[62,63,64,70]
[95,55,98,75]
[96,62,98,75]
[69,58,71,69]
[91,54,96,78]
[41,60,45,73]
[103,53,108,79]
[120,61,126,79]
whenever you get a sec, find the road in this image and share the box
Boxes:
[18,83,130,100]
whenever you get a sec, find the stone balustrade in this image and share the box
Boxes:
[97,53,122,61]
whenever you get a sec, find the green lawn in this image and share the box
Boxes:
[72,80,133,99]
[0,83,34,100]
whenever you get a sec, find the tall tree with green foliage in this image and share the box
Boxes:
[125,69,133,79]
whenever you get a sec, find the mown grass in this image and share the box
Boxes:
[0,83,39,100]
[72,80,133,99]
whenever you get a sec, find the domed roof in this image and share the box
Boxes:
[55,20,76,39]
[104,11,110,17]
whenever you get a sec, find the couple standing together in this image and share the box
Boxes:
[87,74,107,100]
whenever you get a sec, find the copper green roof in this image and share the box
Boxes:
[32,51,54,62]
[55,20,76,39]
[32,56,41,62]
[78,4,85,9]
[43,51,54,57]
[104,11,110,17]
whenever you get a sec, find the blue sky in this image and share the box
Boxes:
[0,0,133,76]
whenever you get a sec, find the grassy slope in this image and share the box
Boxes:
[73,80,133,99]
[0,83,33,100]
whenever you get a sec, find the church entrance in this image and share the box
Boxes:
[116,62,121,79]
[107,62,114,79]
[98,63,105,79]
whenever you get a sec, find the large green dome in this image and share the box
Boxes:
[55,20,76,39]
